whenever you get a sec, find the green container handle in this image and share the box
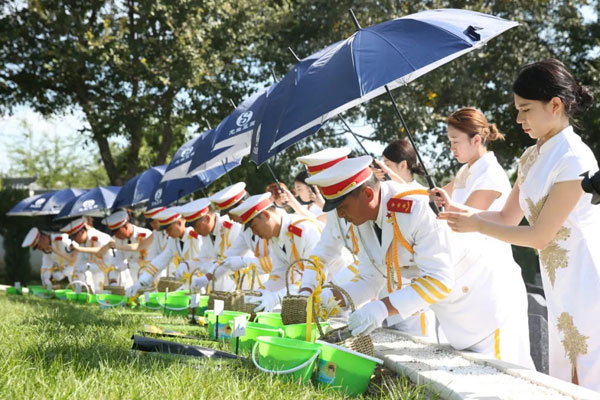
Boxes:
[96,296,126,308]
[156,298,190,311]
[251,341,320,375]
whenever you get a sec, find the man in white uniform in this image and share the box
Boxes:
[101,210,152,288]
[229,193,324,312]
[306,156,534,369]
[60,218,114,293]
[126,207,204,296]
[22,227,76,289]
[177,198,237,292]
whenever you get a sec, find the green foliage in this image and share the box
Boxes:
[0,295,429,399]
[0,187,32,285]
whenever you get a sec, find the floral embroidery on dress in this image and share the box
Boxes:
[525,196,571,287]
[454,165,470,189]
[557,312,589,372]
[517,146,538,186]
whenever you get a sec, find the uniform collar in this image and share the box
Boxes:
[276,211,292,242]
[538,125,572,155]
[375,182,392,229]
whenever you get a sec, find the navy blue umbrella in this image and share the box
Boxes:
[147,160,241,208]
[55,186,121,219]
[6,191,55,216]
[112,165,167,210]
[249,8,518,178]
[160,133,209,183]
[31,188,87,216]
[185,89,268,177]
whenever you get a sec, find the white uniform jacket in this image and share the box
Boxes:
[144,227,203,279]
[40,233,75,287]
[262,212,323,292]
[196,215,243,271]
[347,181,523,350]
[301,210,356,291]
[73,228,114,278]
[111,225,152,271]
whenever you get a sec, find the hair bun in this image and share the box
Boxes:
[487,123,505,142]
[576,84,594,111]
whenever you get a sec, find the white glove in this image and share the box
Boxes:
[126,272,153,297]
[348,300,388,336]
[219,256,249,272]
[246,289,282,312]
[190,275,209,292]
[54,270,66,282]
[125,281,141,298]
[175,261,189,280]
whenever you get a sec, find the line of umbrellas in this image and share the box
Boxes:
[7,9,519,220]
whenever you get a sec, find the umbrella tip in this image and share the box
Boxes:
[348,9,361,30]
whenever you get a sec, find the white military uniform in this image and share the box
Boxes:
[144,226,204,287]
[72,228,114,293]
[40,234,75,288]
[110,224,152,287]
[223,228,271,290]
[260,212,323,293]
[350,181,532,367]
[518,126,600,389]
[301,210,360,292]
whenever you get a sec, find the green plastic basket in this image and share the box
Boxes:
[158,294,191,317]
[204,310,250,340]
[29,286,53,299]
[315,340,382,396]
[139,292,166,311]
[53,289,72,300]
[252,336,320,384]
[254,312,284,328]
[95,293,127,308]
[282,322,329,342]
[229,321,285,353]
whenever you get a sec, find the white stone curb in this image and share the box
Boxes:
[372,328,600,400]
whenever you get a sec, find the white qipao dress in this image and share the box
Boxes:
[452,151,533,368]
[518,126,600,390]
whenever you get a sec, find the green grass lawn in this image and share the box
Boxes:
[0,293,429,400]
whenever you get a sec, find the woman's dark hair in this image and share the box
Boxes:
[294,170,316,194]
[382,139,425,176]
[512,59,594,120]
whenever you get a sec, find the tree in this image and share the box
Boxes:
[0,0,288,184]
[6,119,109,188]
[0,186,32,285]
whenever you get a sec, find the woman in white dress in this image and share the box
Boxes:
[292,170,325,217]
[437,59,600,390]
[373,138,425,186]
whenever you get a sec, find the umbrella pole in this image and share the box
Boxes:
[221,160,234,185]
[384,85,440,214]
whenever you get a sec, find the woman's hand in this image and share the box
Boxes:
[311,185,325,208]
[428,187,468,212]
[373,159,406,184]
[437,209,482,233]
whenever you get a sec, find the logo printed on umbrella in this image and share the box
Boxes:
[229,112,256,136]
[179,147,194,161]
[32,198,46,208]
[154,189,163,201]
[236,111,253,127]
[80,199,96,210]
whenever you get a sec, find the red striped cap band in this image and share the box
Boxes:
[306,156,348,175]
[320,168,372,199]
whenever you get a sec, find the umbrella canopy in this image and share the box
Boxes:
[31,188,87,216]
[54,186,121,219]
[160,132,211,183]
[112,165,167,210]
[147,159,241,208]
[6,191,55,216]
[249,8,518,165]
[185,89,269,177]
